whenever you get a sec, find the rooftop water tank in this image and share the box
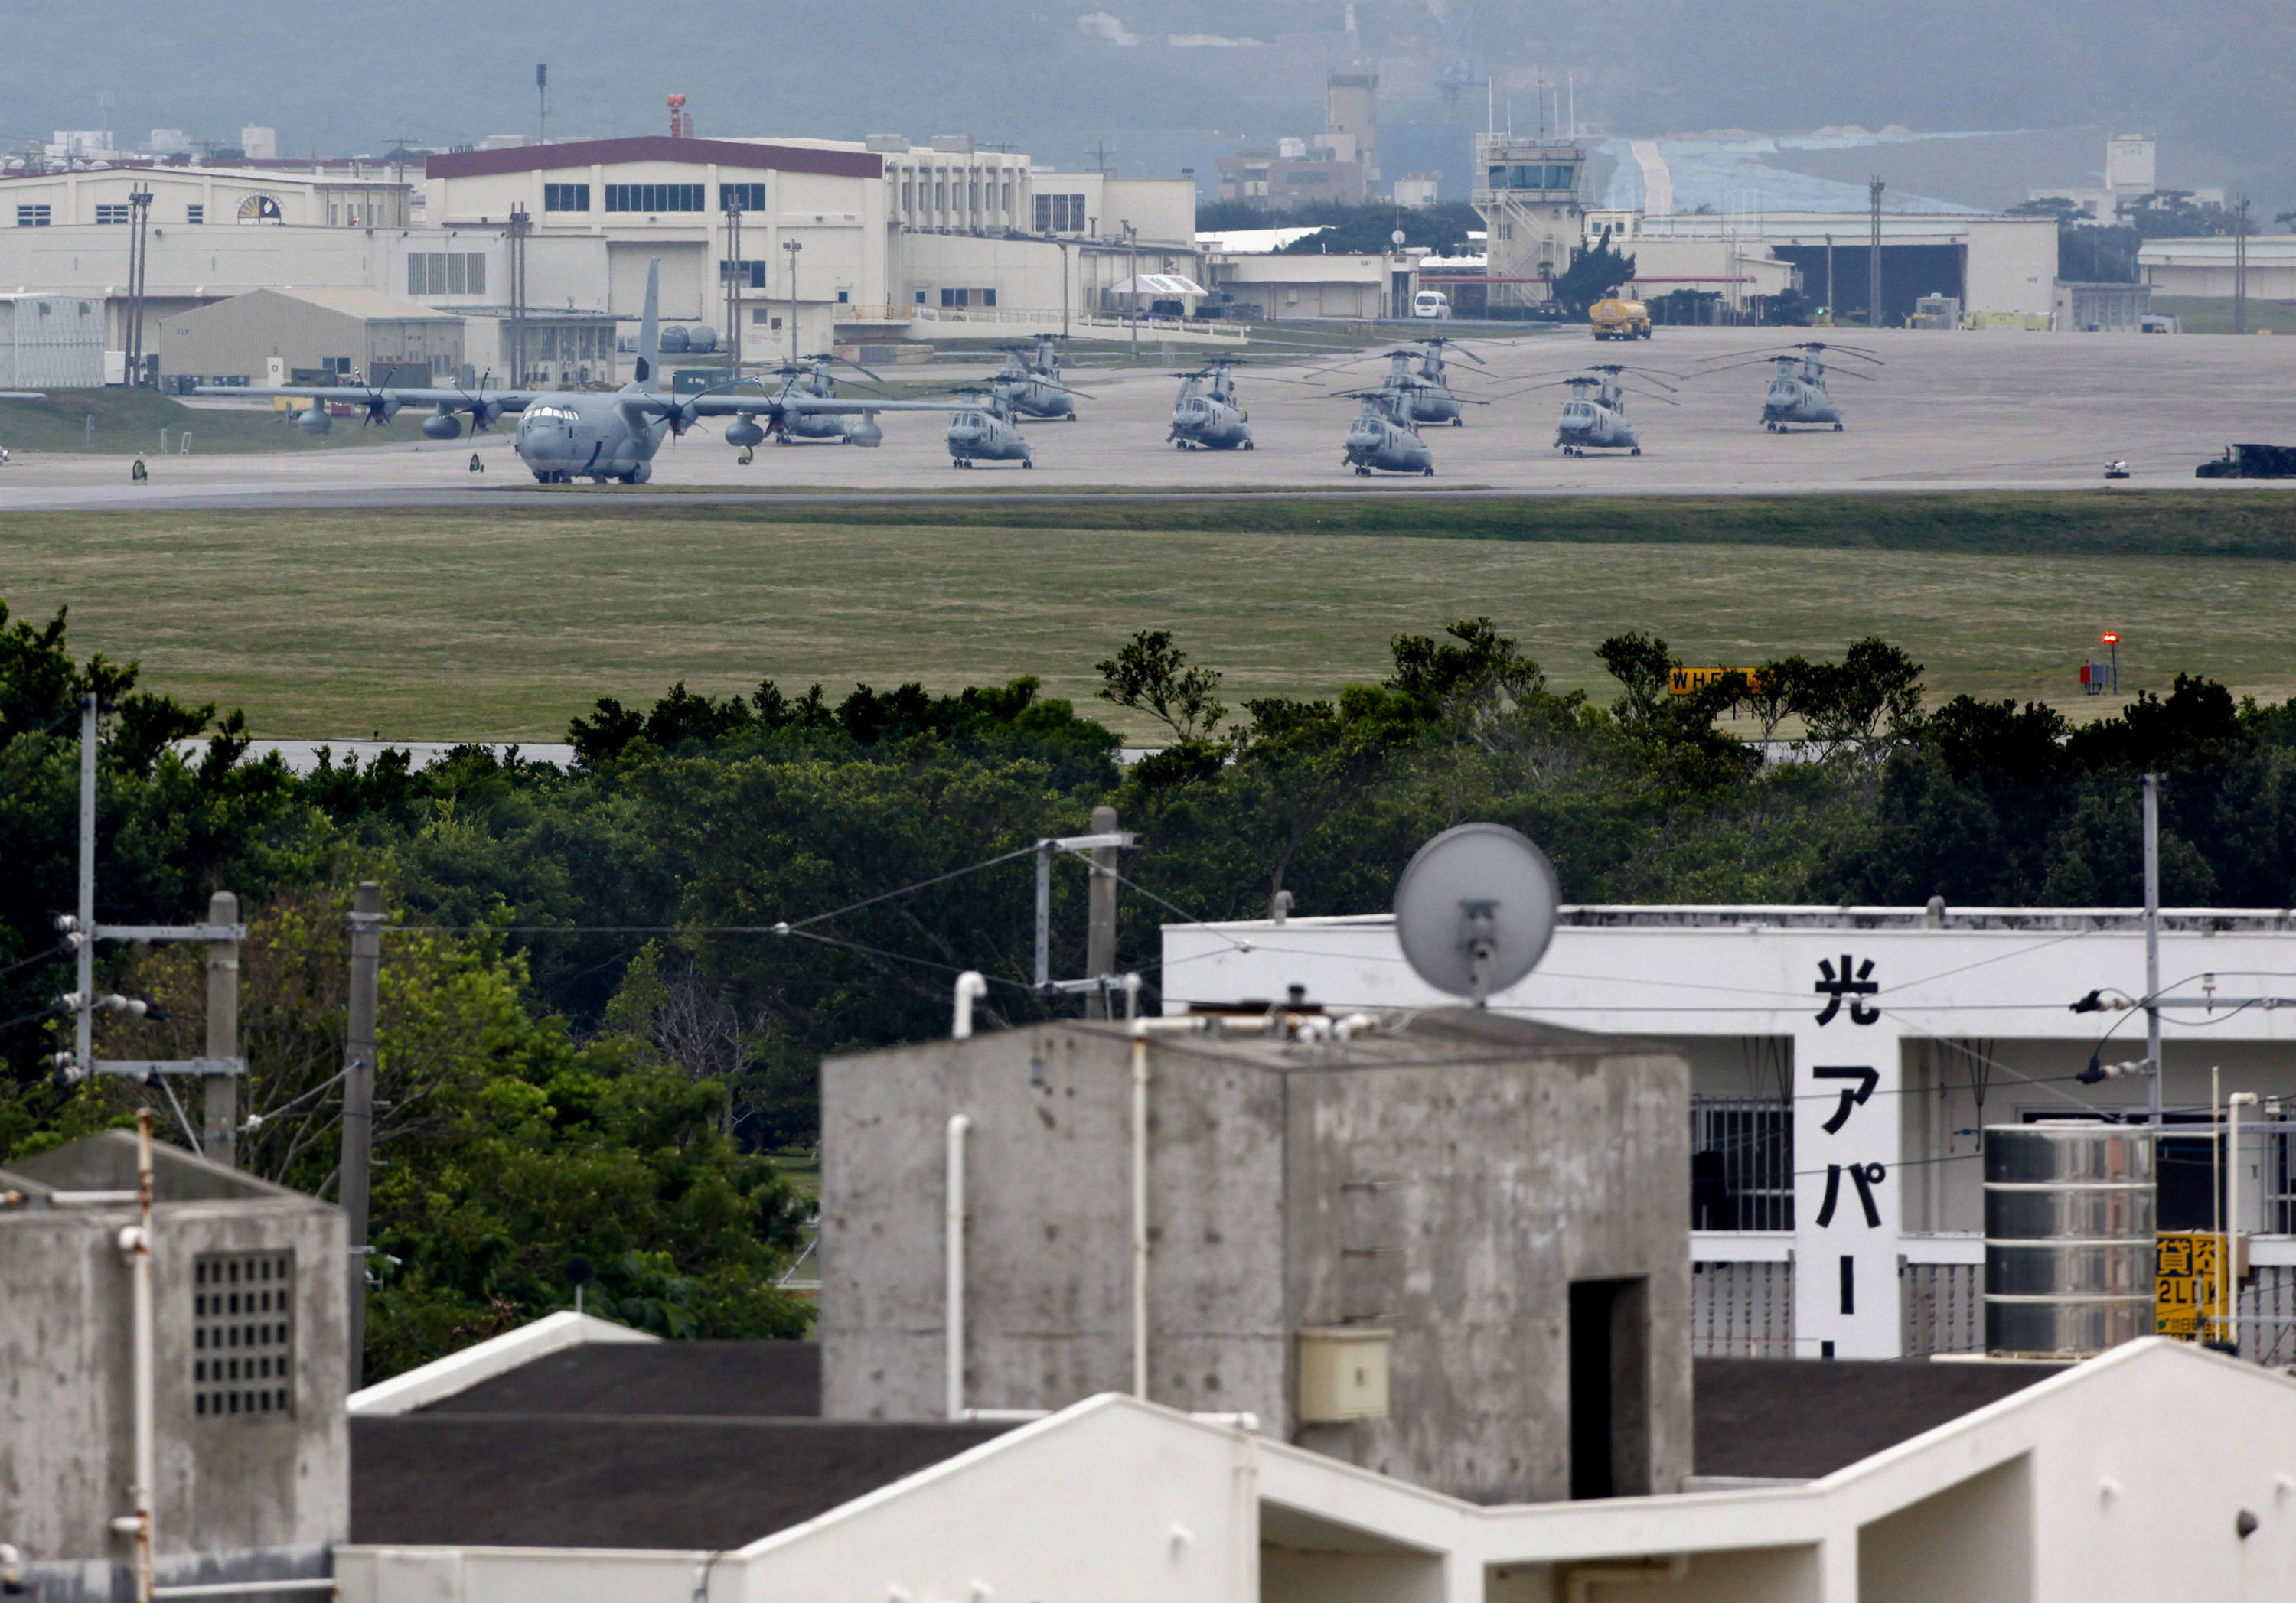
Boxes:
[1984,1122,2155,1358]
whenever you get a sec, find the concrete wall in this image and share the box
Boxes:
[0,1134,347,1603]
[820,1011,1692,1504]
[1,168,409,229]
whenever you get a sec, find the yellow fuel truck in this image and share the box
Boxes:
[1589,298,1652,340]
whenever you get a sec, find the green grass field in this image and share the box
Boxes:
[4,494,2295,742]
[2150,296,2296,337]
[0,389,400,455]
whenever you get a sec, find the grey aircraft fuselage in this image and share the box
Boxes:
[948,397,1035,467]
[993,335,1078,420]
[1554,373,1642,455]
[1761,354,1845,430]
[1342,395,1435,475]
[1169,364,1252,450]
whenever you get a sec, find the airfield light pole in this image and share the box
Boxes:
[1867,175,1884,330]
[1824,233,1834,319]
[536,63,548,147]
[2102,631,2120,694]
[783,238,803,363]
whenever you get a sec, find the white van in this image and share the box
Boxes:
[1412,289,1451,320]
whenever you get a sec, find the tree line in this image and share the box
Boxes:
[0,598,2286,1370]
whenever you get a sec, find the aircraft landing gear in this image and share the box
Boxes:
[1243,440,1254,451]
[1422,466,1436,477]
[1630,447,1642,456]
[1451,417,1463,427]
[1355,465,1371,477]
[1022,459,1035,469]
[1834,422,1845,432]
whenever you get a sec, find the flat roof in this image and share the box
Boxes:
[346,1337,2060,1546]
[1175,904,2296,934]
[427,137,881,182]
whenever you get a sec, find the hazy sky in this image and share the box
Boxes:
[2,3,2285,204]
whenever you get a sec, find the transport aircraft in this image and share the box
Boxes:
[197,260,946,482]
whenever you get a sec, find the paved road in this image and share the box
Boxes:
[2,327,2290,512]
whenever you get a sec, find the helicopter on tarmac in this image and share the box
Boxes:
[1396,336,1487,425]
[1338,389,1436,477]
[1168,357,1253,451]
[945,386,1041,468]
[992,334,1088,420]
[1701,341,1882,432]
[1509,363,1679,457]
[1310,337,1488,426]
[743,352,898,446]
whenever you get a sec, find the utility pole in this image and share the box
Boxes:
[202,891,240,1165]
[507,206,530,386]
[1124,220,1138,360]
[342,881,383,1387]
[1867,175,1884,330]
[1824,233,1834,318]
[2144,774,2161,1128]
[125,185,153,387]
[2233,194,2250,336]
[783,237,803,363]
[1085,806,1120,1018]
[536,63,548,148]
[723,191,745,386]
[1059,239,1070,340]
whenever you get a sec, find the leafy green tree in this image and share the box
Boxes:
[1551,228,1637,312]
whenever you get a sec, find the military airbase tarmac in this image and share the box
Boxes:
[0,325,2291,511]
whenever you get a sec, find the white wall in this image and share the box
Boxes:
[1962,217,2057,316]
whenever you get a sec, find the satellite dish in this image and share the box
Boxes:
[1392,823,1559,1004]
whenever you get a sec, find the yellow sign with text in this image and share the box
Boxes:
[2155,1231,2226,1338]
[1668,666,1769,696]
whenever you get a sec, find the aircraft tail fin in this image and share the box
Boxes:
[634,258,662,393]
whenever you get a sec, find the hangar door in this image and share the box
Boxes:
[610,243,708,321]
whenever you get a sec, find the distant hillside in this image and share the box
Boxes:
[0,2,2286,207]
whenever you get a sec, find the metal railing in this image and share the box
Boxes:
[1691,1096,1795,1232]
[836,305,1250,342]
[1691,1259,1795,1357]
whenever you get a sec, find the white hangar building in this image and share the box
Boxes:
[1163,904,2296,1367]
[0,137,1205,386]
[420,133,1202,359]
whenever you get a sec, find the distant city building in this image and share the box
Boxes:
[145,128,193,157]
[240,125,279,161]
[1216,70,1386,211]
[1392,171,1441,209]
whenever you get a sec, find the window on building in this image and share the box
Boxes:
[719,259,767,288]
[914,289,927,304]
[604,183,705,213]
[17,204,51,226]
[96,204,130,225]
[186,204,204,224]
[1035,193,1086,233]
[1000,180,1013,213]
[836,288,849,304]
[1547,165,1578,190]
[194,1251,295,1420]
[935,181,947,211]
[901,181,913,210]
[968,181,980,212]
[543,183,591,212]
[719,182,765,213]
[941,287,968,307]
[981,288,996,307]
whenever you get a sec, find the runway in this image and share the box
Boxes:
[0,326,2290,513]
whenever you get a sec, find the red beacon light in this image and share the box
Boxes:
[2101,632,2119,645]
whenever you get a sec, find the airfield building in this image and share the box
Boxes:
[0,134,1204,383]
